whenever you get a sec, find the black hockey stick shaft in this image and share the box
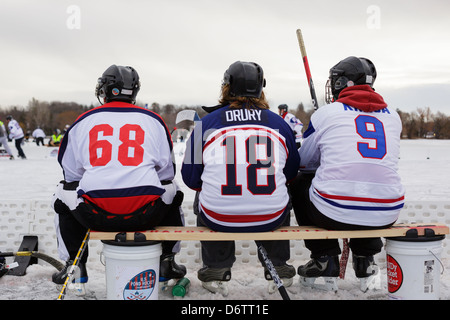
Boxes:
[57,228,90,300]
[296,29,319,110]
[255,241,290,300]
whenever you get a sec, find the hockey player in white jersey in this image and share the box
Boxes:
[51,65,186,287]
[0,119,14,159]
[290,56,404,291]
[6,115,26,159]
[278,104,303,148]
[181,61,300,295]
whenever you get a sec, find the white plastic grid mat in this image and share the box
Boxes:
[0,200,448,268]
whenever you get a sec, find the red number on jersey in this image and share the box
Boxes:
[118,124,145,166]
[89,124,113,166]
[89,124,145,167]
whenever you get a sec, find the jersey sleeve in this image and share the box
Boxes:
[299,117,321,173]
[181,125,204,190]
[58,131,85,182]
[281,124,300,182]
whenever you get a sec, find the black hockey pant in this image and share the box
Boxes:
[54,193,184,264]
[289,173,392,259]
[193,192,291,269]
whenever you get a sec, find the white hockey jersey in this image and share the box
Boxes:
[282,112,303,143]
[300,86,404,227]
[181,105,300,232]
[7,119,24,140]
[58,101,175,214]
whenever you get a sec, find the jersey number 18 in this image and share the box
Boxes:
[221,135,276,196]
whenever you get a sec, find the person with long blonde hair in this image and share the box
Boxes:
[182,61,300,295]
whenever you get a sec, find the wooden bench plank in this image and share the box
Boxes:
[90,223,449,241]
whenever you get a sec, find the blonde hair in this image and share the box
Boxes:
[219,84,269,110]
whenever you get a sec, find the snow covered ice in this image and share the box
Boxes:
[0,139,449,300]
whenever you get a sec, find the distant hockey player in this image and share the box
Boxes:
[278,104,303,148]
[0,118,14,159]
[48,128,63,146]
[290,56,404,292]
[52,65,186,288]
[6,115,26,159]
[32,126,46,146]
[181,61,300,295]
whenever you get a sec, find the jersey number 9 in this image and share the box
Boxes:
[355,115,387,159]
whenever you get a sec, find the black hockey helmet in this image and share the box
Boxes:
[223,61,266,98]
[95,65,141,104]
[325,56,377,103]
[278,104,288,115]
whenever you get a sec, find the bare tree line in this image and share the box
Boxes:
[0,99,449,139]
[293,103,450,139]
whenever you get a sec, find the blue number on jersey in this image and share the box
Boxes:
[355,115,387,159]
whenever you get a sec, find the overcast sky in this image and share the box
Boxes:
[1,0,449,115]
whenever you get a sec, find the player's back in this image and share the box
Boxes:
[59,101,175,213]
[182,105,299,231]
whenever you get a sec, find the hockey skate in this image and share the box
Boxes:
[298,256,339,292]
[352,254,381,292]
[198,267,231,297]
[159,254,187,293]
[264,264,295,294]
[52,260,88,296]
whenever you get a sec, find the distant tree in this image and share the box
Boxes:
[26,98,51,133]
[432,112,450,139]
[2,98,449,139]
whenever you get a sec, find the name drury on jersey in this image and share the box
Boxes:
[224,108,262,122]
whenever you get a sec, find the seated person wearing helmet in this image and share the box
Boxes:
[181,61,300,295]
[289,56,404,290]
[49,129,63,146]
[52,65,186,286]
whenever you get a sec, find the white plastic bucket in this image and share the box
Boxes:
[385,235,444,300]
[101,241,162,300]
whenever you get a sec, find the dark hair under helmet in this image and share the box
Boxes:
[95,65,141,104]
[223,61,266,98]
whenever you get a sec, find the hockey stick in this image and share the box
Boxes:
[255,241,290,300]
[296,29,351,277]
[57,228,90,300]
[296,29,319,110]
[339,238,350,279]
[0,251,64,271]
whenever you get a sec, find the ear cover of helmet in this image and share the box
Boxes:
[96,65,141,103]
[328,56,377,101]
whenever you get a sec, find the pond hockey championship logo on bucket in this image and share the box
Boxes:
[387,254,403,293]
[123,269,157,300]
